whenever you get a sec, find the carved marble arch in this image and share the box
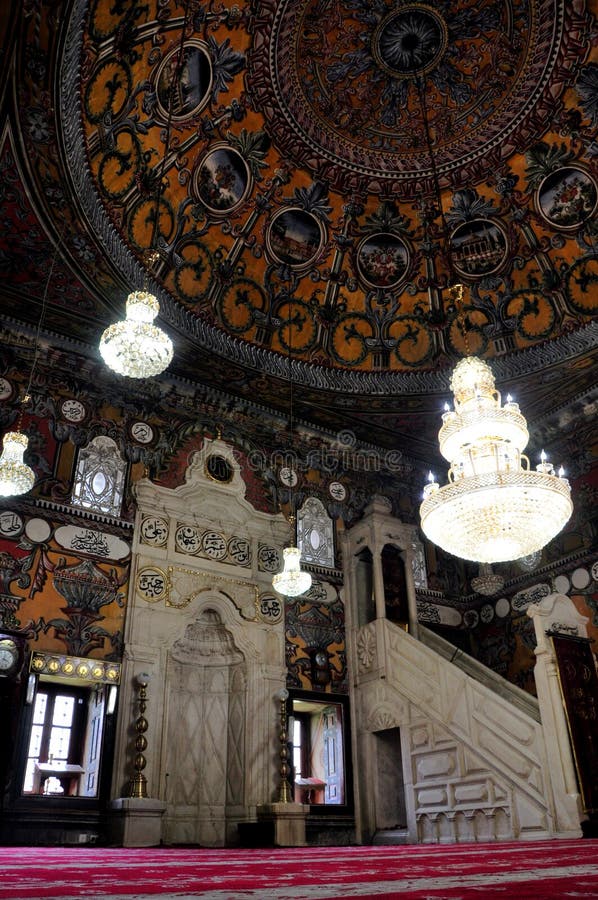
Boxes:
[297,497,335,569]
[70,435,126,517]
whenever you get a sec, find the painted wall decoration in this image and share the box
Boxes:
[285,592,346,694]
[266,208,325,269]
[155,41,213,120]
[355,233,410,288]
[450,219,508,278]
[0,514,129,661]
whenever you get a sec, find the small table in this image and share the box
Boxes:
[294,776,326,804]
[33,762,85,796]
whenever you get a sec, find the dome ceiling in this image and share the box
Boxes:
[70,0,597,377]
[0,0,597,459]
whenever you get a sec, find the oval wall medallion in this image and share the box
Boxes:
[61,399,87,422]
[356,232,410,289]
[156,41,212,121]
[193,144,252,215]
[537,166,598,230]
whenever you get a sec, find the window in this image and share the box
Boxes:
[289,697,347,806]
[23,685,87,795]
[297,497,335,568]
[71,436,126,516]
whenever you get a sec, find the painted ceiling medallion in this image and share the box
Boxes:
[372,6,448,77]
[255,0,572,191]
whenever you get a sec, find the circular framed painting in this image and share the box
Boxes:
[266,208,325,270]
[450,218,508,278]
[156,41,212,121]
[329,481,347,502]
[193,144,252,215]
[537,166,598,230]
[279,466,298,487]
[356,232,410,288]
[129,421,155,444]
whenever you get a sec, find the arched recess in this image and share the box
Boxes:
[161,605,247,847]
[381,543,408,627]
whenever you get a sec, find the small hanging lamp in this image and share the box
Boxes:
[99,281,173,378]
[272,516,312,598]
[1,229,62,497]
[0,430,35,497]
[98,5,193,380]
[272,316,312,598]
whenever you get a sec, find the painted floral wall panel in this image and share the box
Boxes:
[0,513,129,662]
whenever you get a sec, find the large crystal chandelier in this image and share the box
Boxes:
[99,288,173,378]
[0,431,35,497]
[420,355,573,563]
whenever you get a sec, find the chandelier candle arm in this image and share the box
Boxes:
[420,356,573,564]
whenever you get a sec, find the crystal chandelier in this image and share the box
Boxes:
[420,356,573,563]
[273,543,313,598]
[2,230,63,497]
[0,431,35,497]
[471,563,505,597]
[272,316,312,598]
[99,288,173,378]
[98,10,188,380]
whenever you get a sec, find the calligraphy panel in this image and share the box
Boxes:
[174,523,252,567]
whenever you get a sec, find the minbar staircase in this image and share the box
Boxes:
[349,616,584,844]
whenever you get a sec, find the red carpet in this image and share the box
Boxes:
[1,840,597,899]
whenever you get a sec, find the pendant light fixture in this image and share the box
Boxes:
[99,7,193,379]
[272,316,312,598]
[420,351,573,563]
[0,431,35,497]
[412,68,573,563]
[99,251,173,378]
[0,233,61,497]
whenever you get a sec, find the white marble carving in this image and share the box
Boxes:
[342,505,584,846]
[111,438,292,846]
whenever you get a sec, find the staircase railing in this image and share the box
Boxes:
[418,624,540,722]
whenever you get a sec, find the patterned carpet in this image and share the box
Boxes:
[2,840,598,899]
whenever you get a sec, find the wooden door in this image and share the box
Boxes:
[552,633,598,815]
[322,705,344,804]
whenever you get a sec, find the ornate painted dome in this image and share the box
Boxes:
[1,0,597,449]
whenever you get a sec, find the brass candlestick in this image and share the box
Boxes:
[129,672,151,799]
[277,688,292,804]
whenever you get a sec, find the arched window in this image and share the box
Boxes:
[297,497,335,569]
[71,436,126,517]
